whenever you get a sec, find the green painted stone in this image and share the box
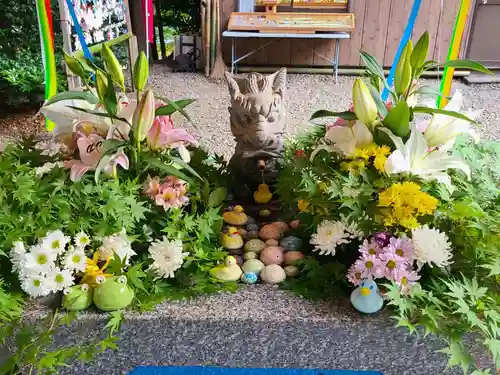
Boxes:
[61,284,93,311]
[243,252,257,260]
[241,259,265,274]
[93,276,134,312]
[244,239,265,253]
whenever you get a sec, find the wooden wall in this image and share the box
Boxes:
[221,0,465,67]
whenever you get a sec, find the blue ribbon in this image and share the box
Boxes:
[65,0,94,62]
[381,0,422,101]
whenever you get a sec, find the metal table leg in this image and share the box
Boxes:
[334,38,340,84]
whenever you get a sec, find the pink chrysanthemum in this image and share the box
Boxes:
[347,263,363,286]
[359,239,383,256]
[357,253,383,279]
[379,251,405,281]
[385,237,414,262]
[394,268,420,295]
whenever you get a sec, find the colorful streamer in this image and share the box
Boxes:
[437,0,471,108]
[381,0,422,101]
[65,0,95,62]
[35,0,58,130]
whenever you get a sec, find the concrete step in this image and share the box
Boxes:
[29,286,461,375]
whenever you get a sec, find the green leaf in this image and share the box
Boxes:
[67,106,130,125]
[439,341,472,374]
[104,311,123,336]
[101,139,125,155]
[359,51,387,81]
[45,91,99,106]
[126,264,148,293]
[366,82,388,118]
[103,74,118,116]
[383,101,410,137]
[410,31,429,70]
[413,106,477,124]
[94,154,112,184]
[441,59,493,75]
[142,155,194,184]
[166,155,204,181]
[412,85,449,98]
[310,110,357,121]
[208,187,227,207]
[155,98,196,119]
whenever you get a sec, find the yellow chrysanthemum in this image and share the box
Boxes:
[378,182,438,229]
[298,199,311,213]
[341,160,366,174]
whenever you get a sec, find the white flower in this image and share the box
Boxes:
[310,220,351,256]
[47,267,75,291]
[311,121,373,159]
[148,238,189,279]
[382,124,470,190]
[41,230,70,254]
[423,91,481,150]
[342,186,359,198]
[63,249,87,272]
[21,274,56,297]
[10,241,26,273]
[73,231,91,249]
[34,161,64,177]
[34,139,64,156]
[411,225,453,269]
[98,229,136,265]
[24,246,57,274]
[345,221,364,240]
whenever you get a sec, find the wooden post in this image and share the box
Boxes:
[57,0,80,89]
[124,0,139,90]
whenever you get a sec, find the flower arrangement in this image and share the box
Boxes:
[277,32,500,373]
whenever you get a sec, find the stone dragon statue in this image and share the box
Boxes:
[225,68,287,199]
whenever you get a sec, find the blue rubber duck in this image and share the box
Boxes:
[350,279,384,314]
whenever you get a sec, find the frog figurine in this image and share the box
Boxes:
[93,275,135,312]
[62,284,93,311]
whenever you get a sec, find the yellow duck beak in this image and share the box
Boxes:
[360,287,371,297]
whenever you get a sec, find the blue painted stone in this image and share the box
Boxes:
[246,216,257,225]
[241,272,258,284]
[280,236,303,251]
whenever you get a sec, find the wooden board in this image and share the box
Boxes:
[383,0,414,66]
[359,0,391,65]
[255,0,347,8]
[228,12,355,33]
[339,0,366,66]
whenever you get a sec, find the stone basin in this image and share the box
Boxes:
[16,285,460,375]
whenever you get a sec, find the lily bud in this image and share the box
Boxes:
[395,41,413,95]
[64,52,86,78]
[95,70,108,103]
[411,32,429,70]
[102,43,125,89]
[133,90,155,143]
[352,78,378,125]
[133,52,149,92]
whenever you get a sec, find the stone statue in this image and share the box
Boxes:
[225,68,287,199]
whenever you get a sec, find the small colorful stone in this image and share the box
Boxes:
[289,220,300,229]
[238,228,248,236]
[284,265,299,277]
[260,264,287,284]
[260,246,285,265]
[242,259,265,274]
[280,236,303,251]
[244,239,265,253]
[265,239,279,247]
[259,224,281,241]
[246,223,260,232]
[241,272,258,284]
[243,252,257,260]
[234,255,244,265]
[284,251,304,265]
[246,231,260,240]
[259,209,272,217]
[272,221,289,234]
[246,216,258,225]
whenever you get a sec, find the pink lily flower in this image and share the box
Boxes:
[64,133,129,182]
[147,112,198,162]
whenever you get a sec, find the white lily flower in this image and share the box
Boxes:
[422,91,481,150]
[382,124,470,190]
[311,121,373,159]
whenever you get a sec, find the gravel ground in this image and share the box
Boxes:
[2,66,500,157]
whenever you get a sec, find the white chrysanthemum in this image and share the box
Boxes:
[23,246,57,274]
[98,229,136,265]
[34,161,64,177]
[41,230,70,254]
[345,221,364,240]
[47,267,75,291]
[73,231,91,249]
[10,241,26,273]
[412,225,453,269]
[148,238,189,279]
[63,249,87,272]
[310,220,350,256]
[21,274,56,297]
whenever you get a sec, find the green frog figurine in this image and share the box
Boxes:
[93,275,135,312]
[62,283,93,311]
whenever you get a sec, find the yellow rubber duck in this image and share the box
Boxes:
[223,205,248,226]
[210,256,243,282]
[254,183,273,204]
[221,227,244,250]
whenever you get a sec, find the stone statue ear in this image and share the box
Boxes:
[271,68,287,94]
[225,71,241,100]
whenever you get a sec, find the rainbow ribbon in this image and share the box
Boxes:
[35,0,57,130]
[437,0,471,108]
[381,0,422,101]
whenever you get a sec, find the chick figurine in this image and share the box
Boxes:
[210,256,243,282]
[254,184,273,204]
[223,205,248,226]
[221,227,244,250]
[350,279,384,314]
